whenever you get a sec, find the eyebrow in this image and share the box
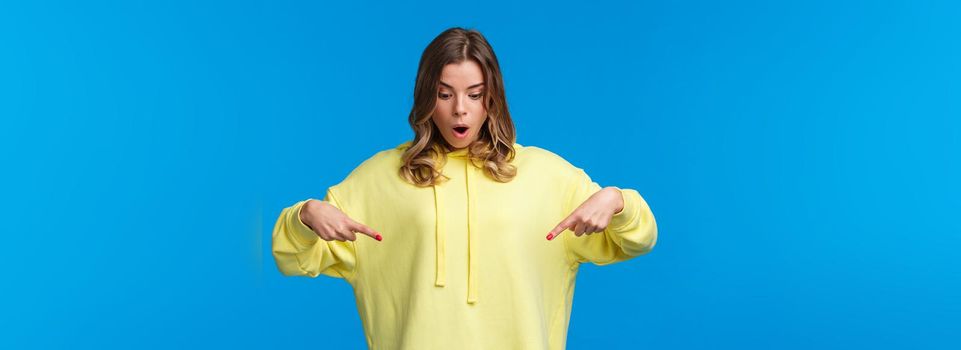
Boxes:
[439,81,485,90]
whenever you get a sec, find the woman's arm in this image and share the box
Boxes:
[552,167,658,266]
[271,191,359,280]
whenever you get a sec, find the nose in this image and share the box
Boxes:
[453,95,467,116]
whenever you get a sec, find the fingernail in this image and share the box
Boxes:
[375,234,382,241]
[546,233,553,240]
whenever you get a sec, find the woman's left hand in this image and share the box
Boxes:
[546,186,624,241]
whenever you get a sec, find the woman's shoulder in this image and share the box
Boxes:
[323,144,402,199]
[350,142,408,172]
[512,143,579,171]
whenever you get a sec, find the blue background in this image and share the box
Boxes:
[2,0,958,348]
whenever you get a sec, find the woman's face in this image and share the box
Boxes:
[432,60,487,150]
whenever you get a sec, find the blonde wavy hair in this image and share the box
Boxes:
[399,27,517,187]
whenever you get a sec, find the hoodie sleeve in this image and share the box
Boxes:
[562,167,658,266]
[271,190,357,280]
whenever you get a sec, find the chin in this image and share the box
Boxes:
[445,137,471,149]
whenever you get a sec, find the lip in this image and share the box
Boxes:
[452,125,470,139]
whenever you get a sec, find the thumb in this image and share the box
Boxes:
[546,215,574,241]
[348,219,383,242]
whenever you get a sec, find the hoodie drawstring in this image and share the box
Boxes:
[432,150,478,304]
[432,181,446,287]
[465,159,478,304]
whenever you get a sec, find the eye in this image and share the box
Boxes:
[438,92,451,100]
[469,93,482,100]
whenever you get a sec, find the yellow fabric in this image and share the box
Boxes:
[272,141,658,349]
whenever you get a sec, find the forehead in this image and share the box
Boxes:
[439,60,484,89]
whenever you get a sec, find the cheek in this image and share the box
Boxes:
[470,100,486,114]
[433,100,450,116]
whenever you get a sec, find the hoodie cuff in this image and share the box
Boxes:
[288,199,320,247]
[609,188,640,232]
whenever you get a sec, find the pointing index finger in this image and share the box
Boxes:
[546,216,573,241]
[350,221,383,241]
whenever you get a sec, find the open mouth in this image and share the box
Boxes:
[453,126,469,138]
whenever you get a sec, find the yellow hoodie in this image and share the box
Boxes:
[272,141,657,349]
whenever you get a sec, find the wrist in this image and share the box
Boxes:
[300,199,320,229]
[607,187,624,215]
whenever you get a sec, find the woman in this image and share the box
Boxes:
[272,27,658,350]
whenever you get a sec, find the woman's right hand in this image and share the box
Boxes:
[300,199,383,242]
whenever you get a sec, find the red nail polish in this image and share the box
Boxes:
[546,234,553,240]
[375,234,382,241]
